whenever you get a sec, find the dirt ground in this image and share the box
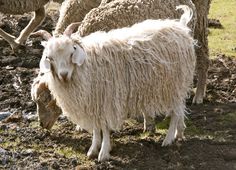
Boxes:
[0,12,236,170]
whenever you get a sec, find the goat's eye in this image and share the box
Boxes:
[73,46,76,50]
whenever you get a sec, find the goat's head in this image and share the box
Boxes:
[40,36,86,82]
[31,73,62,130]
[32,23,86,82]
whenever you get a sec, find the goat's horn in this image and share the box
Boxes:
[64,22,81,37]
[30,30,52,40]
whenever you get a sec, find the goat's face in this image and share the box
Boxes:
[40,36,86,82]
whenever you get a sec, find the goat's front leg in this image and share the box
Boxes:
[98,125,111,162]
[162,112,179,146]
[15,7,46,46]
[87,128,101,159]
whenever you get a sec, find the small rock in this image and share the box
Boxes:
[1,155,9,165]
[0,147,7,154]
[26,101,35,107]
[21,149,34,157]
[231,74,236,79]
[34,139,41,144]
[71,158,78,167]
[8,123,18,130]
[5,65,14,70]
[24,114,38,122]
[51,161,60,169]
[0,148,8,165]
[0,111,11,121]
[2,112,23,123]
[12,152,21,159]
[0,124,7,131]
[40,161,48,167]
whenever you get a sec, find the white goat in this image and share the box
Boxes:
[38,5,196,162]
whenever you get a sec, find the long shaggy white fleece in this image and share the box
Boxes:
[40,5,196,162]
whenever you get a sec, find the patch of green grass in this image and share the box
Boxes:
[55,146,93,165]
[208,0,236,57]
[156,118,169,130]
[154,117,230,141]
[29,121,39,128]
[155,118,205,136]
[155,118,169,135]
[51,122,61,130]
[55,146,78,158]
[140,131,152,139]
[218,112,236,123]
[185,119,204,136]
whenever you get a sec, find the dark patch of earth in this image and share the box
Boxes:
[208,18,223,29]
[0,12,236,170]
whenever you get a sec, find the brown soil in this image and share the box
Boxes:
[0,13,236,170]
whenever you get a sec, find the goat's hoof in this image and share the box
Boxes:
[98,151,110,162]
[87,148,99,159]
[176,134,186,141]
[162,137,174,147]
[192,96,203,104]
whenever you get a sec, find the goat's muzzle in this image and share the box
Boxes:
[59,72,69,82]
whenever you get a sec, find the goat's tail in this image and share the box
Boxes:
[176,5,193,26]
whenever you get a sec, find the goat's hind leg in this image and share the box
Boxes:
[162,105,186,146]
[15,7,46,46]
[0,7,46,52]
[142,112,155,133]
[0,29,18,50]
[176,114,186,140]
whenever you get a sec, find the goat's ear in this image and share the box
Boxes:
[72,45,86,66]
[39,57,51,73]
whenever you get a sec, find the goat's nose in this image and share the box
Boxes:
[60,72,68,81]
